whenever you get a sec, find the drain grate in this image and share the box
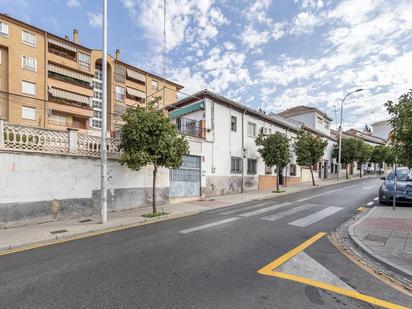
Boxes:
[79,219,92,223]
[50,229,68,235]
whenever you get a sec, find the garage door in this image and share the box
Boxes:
[170,155,201,198]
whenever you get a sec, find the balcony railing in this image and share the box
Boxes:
[49,47,77,61]
[174,117,205,139]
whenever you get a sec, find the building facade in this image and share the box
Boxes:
[166,90,303,198]
[0,13,183,137]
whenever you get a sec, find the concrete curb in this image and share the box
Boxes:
[347,206,412,281]
[0,209,204,255]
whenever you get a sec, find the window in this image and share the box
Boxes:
[316,116,323,125]
[151,80,159,91]
[268,128,272,134]
[78,52,91,70]
[49,114,67,126]
[22,56,37,71]
[21,106,36,120]
[22,81,36,95]
[247,122,256,137]
[231,116,237,132]
[290,164,297,176]
[324,121,330,129]
[115,85,125,101]
[0,22,8,37]
[231,156,242,173]
[22,30,36,47]
[265,164,272,174]
[247,159,257,174]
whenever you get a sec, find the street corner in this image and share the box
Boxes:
[257,232,410,309]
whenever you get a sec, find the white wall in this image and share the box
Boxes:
[372,123,391,141]
[0,151,169,204]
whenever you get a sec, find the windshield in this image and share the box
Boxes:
[387,169,412,181]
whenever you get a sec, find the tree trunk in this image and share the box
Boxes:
[276,167,280,192]
[309,166,316,186]
[346,165,349,179]
[152,164,158,213]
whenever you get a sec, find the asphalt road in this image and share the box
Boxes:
[0,177,411,308]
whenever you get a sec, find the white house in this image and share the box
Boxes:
[371,120,392,141]
[165,90,303,198]
[278,106,337,181]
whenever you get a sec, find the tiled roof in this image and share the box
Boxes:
[278,105,333,121]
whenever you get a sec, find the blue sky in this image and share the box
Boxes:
[3,0,412,130]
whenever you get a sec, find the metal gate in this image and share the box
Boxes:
[170,155,201,198]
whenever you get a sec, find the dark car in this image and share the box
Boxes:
[379,168,412,205]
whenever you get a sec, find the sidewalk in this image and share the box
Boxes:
[349,206,412,281]
[0,176,374,254]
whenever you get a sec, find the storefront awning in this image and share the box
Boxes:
[126,68,146,83]
[48,63,92,84]
[49,87,90,105]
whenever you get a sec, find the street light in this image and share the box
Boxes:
[337,88,363,181]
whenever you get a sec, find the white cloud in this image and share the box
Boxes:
[290,11,323,35]
[66,0,80,7]
[122,0,228,52]
[87,12,103,28]
[241,26,270,49]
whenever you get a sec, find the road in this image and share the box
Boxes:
[0,178,411,308]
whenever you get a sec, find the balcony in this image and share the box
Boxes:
[174,117,205,139]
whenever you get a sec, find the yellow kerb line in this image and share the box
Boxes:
[257,232,409,309]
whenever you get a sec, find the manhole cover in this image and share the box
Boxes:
[50,229,68,235]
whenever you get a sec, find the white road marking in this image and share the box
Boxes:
[363,185,375,190]
[261,203,319,222]
[289,207,343,227]
[238,202,292,217]
[367,201,374,206]
[374,197,379,201]
[220,203,265,215]
[180,218,240,234]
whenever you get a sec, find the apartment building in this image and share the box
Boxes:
[0,13,183,137]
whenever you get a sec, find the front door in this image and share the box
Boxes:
[169,155,201,198]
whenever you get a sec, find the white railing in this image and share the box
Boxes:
[0,120,121,159]
[2,123,69,153]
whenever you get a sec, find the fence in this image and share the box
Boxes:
[0,119,121,159]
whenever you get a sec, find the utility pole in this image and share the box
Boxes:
[100,0,108,224]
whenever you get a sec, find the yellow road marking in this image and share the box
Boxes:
[257,232,409,309]
[356,207,366,213]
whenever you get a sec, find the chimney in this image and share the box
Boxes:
[64,35,70,40]
[73,29,79,44]
[116,49,120,61]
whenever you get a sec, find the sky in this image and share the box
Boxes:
[2,0,412,131]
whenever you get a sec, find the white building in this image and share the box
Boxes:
[278,106,338,181]
[166,90,303,198]
[371,120,392,141]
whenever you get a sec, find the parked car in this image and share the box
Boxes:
[379,168,412,205]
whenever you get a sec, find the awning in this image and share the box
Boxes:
[48,63,92,84]
[49,87,90,105]
[169,101,205,118]
[126,68,146,83]
[48,37,77,52]
[126,87,145,99]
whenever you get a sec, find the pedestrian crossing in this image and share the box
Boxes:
[179,200,348,234]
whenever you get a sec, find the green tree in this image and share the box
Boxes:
[332,138,358,179]
[385,90,412,168]
[294,131,327,186]
[370,145,391,172]
[119,100,189,213]
[256,132,290,192]
[354,139,373,177]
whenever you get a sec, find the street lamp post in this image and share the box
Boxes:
[337,88,363,181]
